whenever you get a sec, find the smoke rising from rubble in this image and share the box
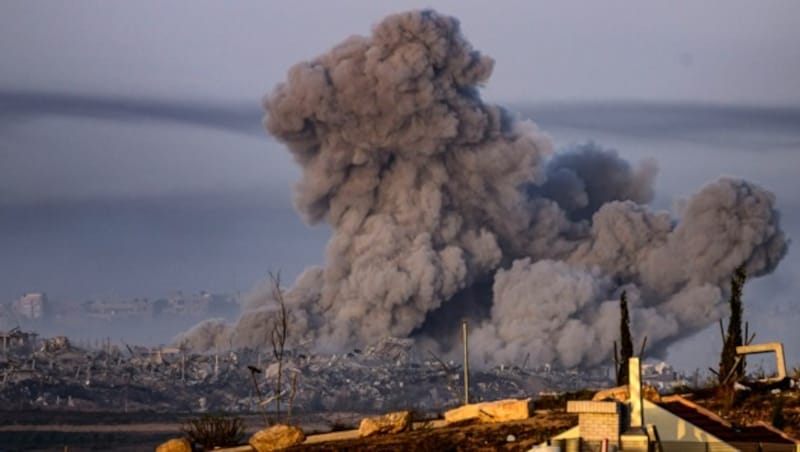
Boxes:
[177,10,788,368]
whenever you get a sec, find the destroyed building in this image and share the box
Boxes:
[1,328,38,353]
[83,298,154,321]
[12,293,48,321]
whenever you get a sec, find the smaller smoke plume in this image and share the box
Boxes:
[175,318,230,351]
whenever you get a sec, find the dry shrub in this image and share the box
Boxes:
[181,413,245,450]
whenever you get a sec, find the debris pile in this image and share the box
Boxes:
[0,331,613,414]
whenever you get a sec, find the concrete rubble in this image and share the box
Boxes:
[0,332,615,414]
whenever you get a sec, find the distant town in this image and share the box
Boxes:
[0,291,242,345]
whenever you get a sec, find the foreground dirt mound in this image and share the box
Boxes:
[288,412,576,452]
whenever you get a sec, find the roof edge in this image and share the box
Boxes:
[752,420,800,444]
[660,394,733,428]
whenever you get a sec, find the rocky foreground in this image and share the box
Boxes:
[0,335,612,414]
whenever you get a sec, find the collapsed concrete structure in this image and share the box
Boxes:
[0,328,38,352]
[736,342,788,384]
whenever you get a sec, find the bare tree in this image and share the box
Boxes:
[269,271,289,421]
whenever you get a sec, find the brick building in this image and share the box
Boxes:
[546,357,799,451]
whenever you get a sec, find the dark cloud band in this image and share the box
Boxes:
[0,89,264,137]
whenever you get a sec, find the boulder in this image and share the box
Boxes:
[155,438,191,452]
[444,398,532,424]
[358,410,412,437]
[592,384,662,403]
[643,385,662,403]
[592,385,628,402]
[249,424,305,451]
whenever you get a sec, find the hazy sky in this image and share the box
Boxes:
[2,1,799,105]
[0,1,798,369]
[2,1,799,204]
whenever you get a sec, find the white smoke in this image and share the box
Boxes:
[179,10,788,368]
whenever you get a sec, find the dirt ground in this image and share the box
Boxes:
[0,411,332,451]
[6,388,797,451]
[288,412,577,452]
[0,409,576,452]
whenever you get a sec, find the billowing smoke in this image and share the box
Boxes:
[177,10,788,368]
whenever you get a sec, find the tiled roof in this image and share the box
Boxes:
[658,396,796,445]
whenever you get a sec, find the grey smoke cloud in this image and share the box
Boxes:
[538,142,658,221]
[478,176,785,368]
[179,10,789,368]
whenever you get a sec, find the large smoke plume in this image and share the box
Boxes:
[177,10,788,368]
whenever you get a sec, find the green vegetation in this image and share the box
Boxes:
[616,290,634,386]
[719,265,747,386]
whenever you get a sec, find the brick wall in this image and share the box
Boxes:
[579,412,621,443]
[567,400,624,448]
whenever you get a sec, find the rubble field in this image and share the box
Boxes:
[0,334,610,450]
[0,336,612,414]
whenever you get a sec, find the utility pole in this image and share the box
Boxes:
[462,319,470,405]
